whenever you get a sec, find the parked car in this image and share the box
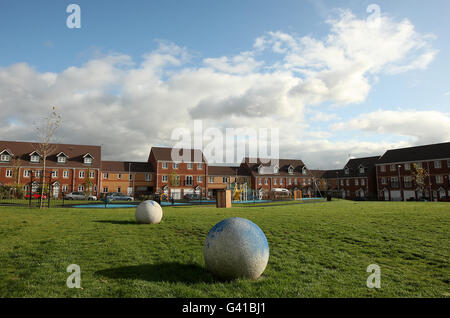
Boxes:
[105,192,134,201]
[88,195,97,201]
[64,191,87,200]
[25,193,47,199]
[183,193,202,200]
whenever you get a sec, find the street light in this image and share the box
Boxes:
[398,164,403,201]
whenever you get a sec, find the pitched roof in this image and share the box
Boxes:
[340,156,380,177]
[101,161,153,172]
[242,157,307,177]
[377,142,450,164]
[207,165,252,176]
[150,147,206,162]
[0,140,101,168]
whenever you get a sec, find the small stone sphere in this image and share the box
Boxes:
[135,200,163,224]
[204,217,269,280]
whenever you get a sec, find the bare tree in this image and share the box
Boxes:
[33,107,61,209]
[411,163,430,197]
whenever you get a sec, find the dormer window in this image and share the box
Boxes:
[288,166,294,175]
[273,165,279,174]
[359,166,365,174]
[345,168,349,175]
[0,150,12,162]
[29,151,41,163]
[258,164,263,174]
[302,166,307,175]
[57,152,68,164]
[83,153,94,165]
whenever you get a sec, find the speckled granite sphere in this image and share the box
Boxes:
[204,217,269,280]
[135,200,163,224]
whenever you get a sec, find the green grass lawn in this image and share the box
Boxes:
[0,200,449,297]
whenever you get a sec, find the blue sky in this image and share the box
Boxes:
[0,0,449,167]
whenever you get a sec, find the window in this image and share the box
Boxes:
[187,163,193,169]
[79,171,85,178]
[302,167,307,175]
[118,173,122,180]
[197,163,203,170]
[173,162,179,169]
[416,162,422,169]
[57,156,66,163]
[103,187,108,193]
[35,170,42,177]
[129,174,133,181]
[355,179,359,186]
[6,169,13,177]
[436,175,443,184]
[31,155,40,163]
[162,175,168,182]
[274,165,279,174]
[209,177,214,183]
[78,185,84,191]
[280,178,283,185]
[222,177,228,183]
[0,153,10,162]
[405,163,410,170]
[447,159,450,168]
[359,166,364,174]
[361,179,365,186]
[434,160,442,169]
[162,162,168,169]
[346,180,349,186]
[294,179,298,185]
[62,185,68,192]
[288,179,292,185]
[185,176,193,186]
[84,157,93,164]
[145,173,151,181]
[265,179,268,185]
[380,165,385,172]
[288,167,294,174]
[381,177,386,185]
[340,180,344,186]
[390,164,396,171]
[197,176,203,182]
[52,170,58,178]
[117,187,121,193]
[90,171,95,179]
[308,179,311,185]
[63,171,69,178]
[273,179,277,185]
[258,178,262,185]
[391,176,398,182]
[303,179,306,185]
[24,170,31,177]
[345,168,349,175]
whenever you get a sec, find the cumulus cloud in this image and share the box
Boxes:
[0,9,442,168]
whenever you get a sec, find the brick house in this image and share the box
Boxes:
[333,156,380,200]
[376,142,450,201]
[0,140,101,197]
[148,147,208,199]
[239,158,313,199]
[100,161,154,197]
[206,165,251,198]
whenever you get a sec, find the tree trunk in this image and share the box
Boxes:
[40,155,46,209]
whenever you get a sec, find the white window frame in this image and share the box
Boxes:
[6,169,13,177]
[57,156,67,163]
[24,170,31,177]
[145,173,151,181]
[103,187,108,193]
[197,163,203,170]
[273,179,277,185]
[35,170,42,178]
[197,176,203,182]
[162,175,168,183]
[187,163,193,170]
[345,168,349,175]
[404,163,410,171]
[265,179,268,185]
[63,170,69,178]
[31,155,40,163]
[84,157,93,164]
[172,162,179,169]
[361,179,366,186]
[162,162,168,169]
[79,171,85,178]
[359,167,364,174]
[103,173,109,179]
[129,174,133,181]
[381,177,386,185]
[52,170,58,178]
[78,185,84,192]
[90,171,95,179]
[380,165,385,172]
[209,176,214,183]
[390,164,396,171]
[436,175,443,184]
[62,185,68,192]
[434,160,442,169]
[186,175,193,186]
[0,154,10,162]
[117,173,122,180]
[355,179,359,186]
[222,177,228,183]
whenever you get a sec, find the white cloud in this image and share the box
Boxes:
[0,9,441,168]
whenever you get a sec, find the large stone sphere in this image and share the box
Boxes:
[204,217,269,280]
[135,200,163,224]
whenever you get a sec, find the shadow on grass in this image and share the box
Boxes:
[96,262,215,284]
[94,220,136,225]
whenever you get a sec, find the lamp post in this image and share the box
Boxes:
[398,164,403,201]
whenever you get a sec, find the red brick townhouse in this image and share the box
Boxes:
[0,140,101,197]
[239,157,313,199]
[332,156,380,200]
[100,161,154,197]
[148,147,208,199]
[319,169,341,194]
[376,142,450,201]
[206,165,251,198]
